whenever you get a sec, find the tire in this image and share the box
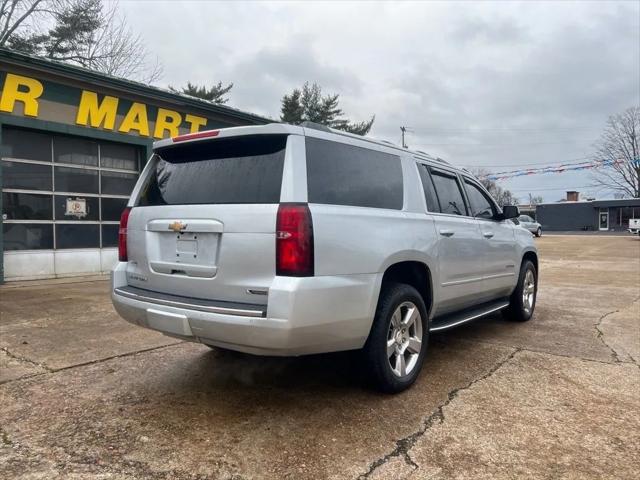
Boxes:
[535,228,542,237]
[363,283,429,393]
[503,260,537,322]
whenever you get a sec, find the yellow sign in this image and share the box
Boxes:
[0,73,208,140]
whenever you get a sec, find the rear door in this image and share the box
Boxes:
[420,165,487,314]
[125,134,292,306]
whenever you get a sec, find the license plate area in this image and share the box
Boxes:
[176,234,198,256]
[148,230,220,278]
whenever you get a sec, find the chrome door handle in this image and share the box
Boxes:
[439,229,455,237]
[483,232,494,238]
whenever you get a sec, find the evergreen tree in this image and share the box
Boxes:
[280,82,375,136]
[169,82,234,104]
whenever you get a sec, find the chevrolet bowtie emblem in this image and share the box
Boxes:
[168,221,187,232]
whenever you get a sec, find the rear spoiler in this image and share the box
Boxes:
[153,123,304,150]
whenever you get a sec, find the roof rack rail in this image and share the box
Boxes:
[435,157,450,165]
[380,140,396,145]
[300,121,332,132]
[415,150,429,155]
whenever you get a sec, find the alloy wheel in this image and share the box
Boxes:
[386,301,423,377]
[522,269,536,314]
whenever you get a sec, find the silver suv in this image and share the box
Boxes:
[112,123,538,392]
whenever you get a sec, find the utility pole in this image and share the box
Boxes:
[400,126,408,148]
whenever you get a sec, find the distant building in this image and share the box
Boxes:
[1,48,270,282]
[536,192,640,232]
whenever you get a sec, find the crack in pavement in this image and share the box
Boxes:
[594,309,623,363]
[357,348,521,479]
[0,342,184,386]
[0,347,53,373]
[593,295,640,366]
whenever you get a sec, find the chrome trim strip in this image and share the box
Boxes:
[429,302,509,332]
[442,272,515,287]
[441,276,484,287]
[484,272,516,280]
[114,287,265,318]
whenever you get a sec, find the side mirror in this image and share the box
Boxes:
[501,205,520,220]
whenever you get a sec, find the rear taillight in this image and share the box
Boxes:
[118,207,131,262]
[276,203,314,276]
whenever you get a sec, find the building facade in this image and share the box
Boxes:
[1,49,269,282]
[536,193,640,232]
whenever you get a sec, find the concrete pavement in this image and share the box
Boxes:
[1,235,639,479]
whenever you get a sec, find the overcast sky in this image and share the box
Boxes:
[119,0,640,202]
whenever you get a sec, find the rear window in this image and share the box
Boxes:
[138,135,287,205]
[306,137,403,210]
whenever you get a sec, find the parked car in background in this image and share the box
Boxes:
[112,122,539,393]
[629,218,640,235]
[517,215,542,237]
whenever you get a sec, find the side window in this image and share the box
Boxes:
[430,170,467,216]
[306,137,403,210]
[463,180,496,220]
[417,163,440,212]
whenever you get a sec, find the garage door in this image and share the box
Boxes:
[1,126,142,280]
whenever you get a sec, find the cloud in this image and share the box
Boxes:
[118,0,640,201]
[227,37,364,117]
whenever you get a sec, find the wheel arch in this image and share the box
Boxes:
[522,249,538,273]
[378,259,434,319]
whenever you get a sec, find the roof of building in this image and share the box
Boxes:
[0,47,272,125]
[538,198,640,207]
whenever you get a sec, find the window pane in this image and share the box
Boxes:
[101,224,119,247]
[55,224,99,249]
[3,223,53,250]
[431,171,467,216]
[101,171,137,196]
[418,164,440,212]
[101,197,128,221]
[53,136,98,166]
[1,160,52,191]
[140,135,286,205]
[464,180,495,219]
[101,142,139,170]
[306,138,403,210]
[2,192,52,220]
[54,195,99,221]
[54,166,99,193]
[2,128,51,161]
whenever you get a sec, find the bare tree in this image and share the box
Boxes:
[592,106,640,198]
[1,0,162,83]
[527,193,544,205]
[472,169,519,206]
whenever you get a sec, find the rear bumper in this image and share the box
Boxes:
[111,262,379,356]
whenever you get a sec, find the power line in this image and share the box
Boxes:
[413,140,592,147]
[463,155,592,169]
[412,126,602,133]
[509,185,597,193]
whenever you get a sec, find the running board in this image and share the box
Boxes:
[429,299,509,332]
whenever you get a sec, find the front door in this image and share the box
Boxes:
[599,208,609,231]
[462,178,518,298]
[426,168,488,315]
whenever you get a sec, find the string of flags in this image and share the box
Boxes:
[480,158,640,181]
